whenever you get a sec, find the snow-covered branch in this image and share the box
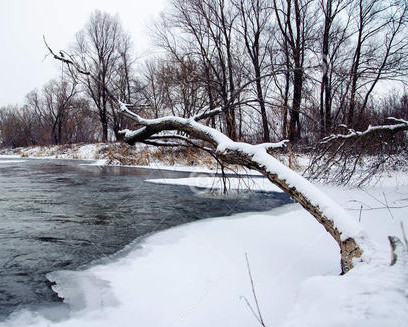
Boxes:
[118,102,367,274]
[192,106,223,121]
[321,118,408,143]
[306,117,408,186]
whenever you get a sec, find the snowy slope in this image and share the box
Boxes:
[3,206,339,327]
[2,172,408,327]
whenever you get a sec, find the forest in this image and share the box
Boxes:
[0,0,407,153]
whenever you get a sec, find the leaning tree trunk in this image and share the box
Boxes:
[218,148,363,273]
[44,45,367,274]
[119,104,366,274]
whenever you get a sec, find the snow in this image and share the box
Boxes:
[0,160,25,164]
[74,144,101,160]
[147,175,282,193]
[0,145,265,175]
[108,162,219,173]
[2,206,340,327]
[0,144,104,160]
[0,155,21,159]
[2,170,408,327]
[279,175,408,327]
[81,159,108,166]
[1,133,407,325]
[281,261,408,327]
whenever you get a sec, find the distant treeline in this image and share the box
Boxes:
[1,0,408,148]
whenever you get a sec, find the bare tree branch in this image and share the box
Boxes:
[43,36,90,76]
[321,118,408,143]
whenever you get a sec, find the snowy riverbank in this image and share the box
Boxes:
[0,143,303,175]
[1,164,407,326]
[0,143,221,173]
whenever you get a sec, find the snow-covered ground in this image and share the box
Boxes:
[0,143,267,174]
[147,174,281,192]
[0,144,105,160]
[2,165,407,326]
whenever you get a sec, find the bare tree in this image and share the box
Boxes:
[140,59,170,119]
[42,79,78,144]
[346,0,408,128]
[318,0,353,137]
[0,104,44,147]
[0,106,29,147]
[28,0,408,149]
[25,89,49,142]
[47,43,369,273]
[157,57,208,117]
[40,0,408,272]
[267,21,292,140]
[235,0,272,142]
[273,0,318,143]
[156,0,242,140]
[108,33,139,139]
[118,102,364,273]
[72,10,130,141]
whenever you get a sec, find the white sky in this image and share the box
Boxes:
[0,0,168,107]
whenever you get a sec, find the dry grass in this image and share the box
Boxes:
[151,146,216,169]
[102,143,151,166]
[100,143,219,169]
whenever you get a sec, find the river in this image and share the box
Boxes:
[0,158,290,320]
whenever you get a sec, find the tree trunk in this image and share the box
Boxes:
[101,116,108,142]
[255,65,270,142]
[289,66,302,143]
[320,0,331,137]
[282,39,291,140]
[348,4,363,127]
[225,107,236,141]
[120,107,365,274]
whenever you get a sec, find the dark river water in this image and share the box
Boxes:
[0,158,290,320]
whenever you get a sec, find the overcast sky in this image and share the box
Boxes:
[0,0,167,107]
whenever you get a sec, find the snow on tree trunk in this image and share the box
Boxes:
[119,103,368,274]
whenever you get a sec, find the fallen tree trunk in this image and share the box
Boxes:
[119,103,366,274]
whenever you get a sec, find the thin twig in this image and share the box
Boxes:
[242,253,266,327]
[346,205,408,211]
[400,222,408,250]
[383,192,395,220]
[359,205,363,222]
